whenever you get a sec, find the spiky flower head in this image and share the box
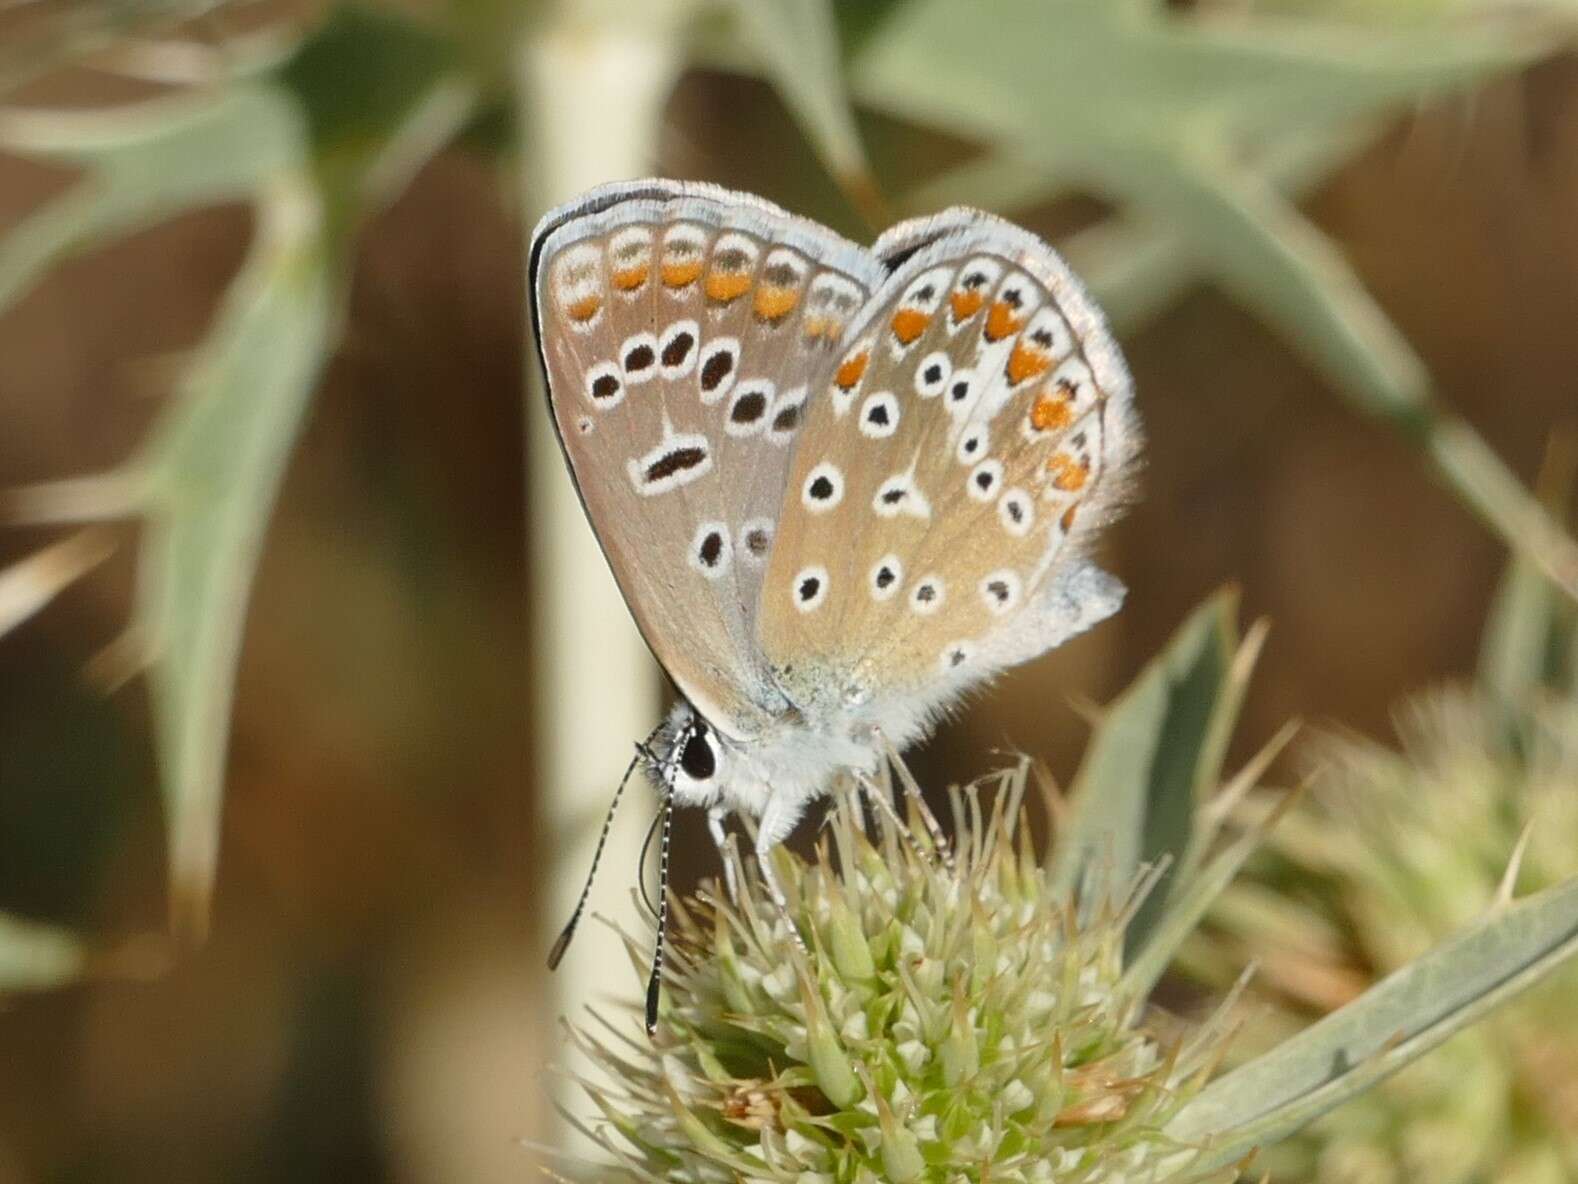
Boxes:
[562,768,1241,1184]
[1189,689,1578,1184]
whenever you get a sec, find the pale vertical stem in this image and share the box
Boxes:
[514,6,682,1157]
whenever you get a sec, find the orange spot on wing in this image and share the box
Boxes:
[1060,504,1079,532]
[891,307,931,345]
[1047,453,1089,492]
[566,295,602,323]
[1031,389,1074,432]
[754,286,800,322]
[662,261,702,289]
[705,271,752,303]
[950,289,985,322]
[984,300,1022,342]
[804,315,841,342]
[611,265,648,292]
[1007,342,1052,386]
[835,350,870,391]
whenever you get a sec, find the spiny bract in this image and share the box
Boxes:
[1191,689,1578,1184]
[562,769,1240,1184]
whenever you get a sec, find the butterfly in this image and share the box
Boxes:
[528,180,1140,1030]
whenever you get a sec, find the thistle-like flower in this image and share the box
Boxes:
[552,595,1578,1184]
[564,770,1241,1184]
[1191,689,1578,1184]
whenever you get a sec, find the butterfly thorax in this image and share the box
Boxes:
[655,698,885,821]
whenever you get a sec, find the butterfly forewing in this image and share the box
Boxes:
[757,212,1140,718]
[530,180,884,737]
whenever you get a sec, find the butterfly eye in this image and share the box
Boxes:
[679,724,717,781]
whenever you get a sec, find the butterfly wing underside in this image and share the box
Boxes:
[756,211,1141,727]
[529,180,884,738]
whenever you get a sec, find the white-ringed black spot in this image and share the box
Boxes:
[688,520,732,579]
[585,361,624,408]
[624,339,656,374]
[766,385,807,446]
[957,428,987,464]
[659,320,699,377]
[910,576,944,615]
[872,473,931,520]
[697,338,739,403]
[998,487,1034,536]
[793,565,829,612]
[980,569,1022,616]
[628,432,713,495]
[739,516,773,564]
[726,381,774,436]
[802,462,844,512]
[915,351,950,398]
[968,458,1005,503]
[869,554,903,601]
[859,391,900,439]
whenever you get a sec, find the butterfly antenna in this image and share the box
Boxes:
[635,800,665,920]
[645,789,675,1036]
[546,741,646,972]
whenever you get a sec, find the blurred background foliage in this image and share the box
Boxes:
[3,0,1578,1180]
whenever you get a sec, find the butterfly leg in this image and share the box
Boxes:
[707,806,740,901]
[755,792,808,950]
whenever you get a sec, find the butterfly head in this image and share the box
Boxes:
[651,700,732,808]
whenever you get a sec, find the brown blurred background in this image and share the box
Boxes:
[2,7,1578,1182]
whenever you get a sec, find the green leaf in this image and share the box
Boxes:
[0,912,87,993]
[1478,442,1578,702]
[853,0,1578,603]
[1120,779,1295,1002]
[0,86,306,315]
[722,0,879,220]
[0,0,228,97]
[136,181,335,939]
[1049,591,1239,938]
[0,5,482,943]
[274,4,475,235]
[853,0,1538,151]
[1166,873,1578,1168]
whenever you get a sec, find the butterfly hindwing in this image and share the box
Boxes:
[756,211,1141,726]
[530,180,883,737]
